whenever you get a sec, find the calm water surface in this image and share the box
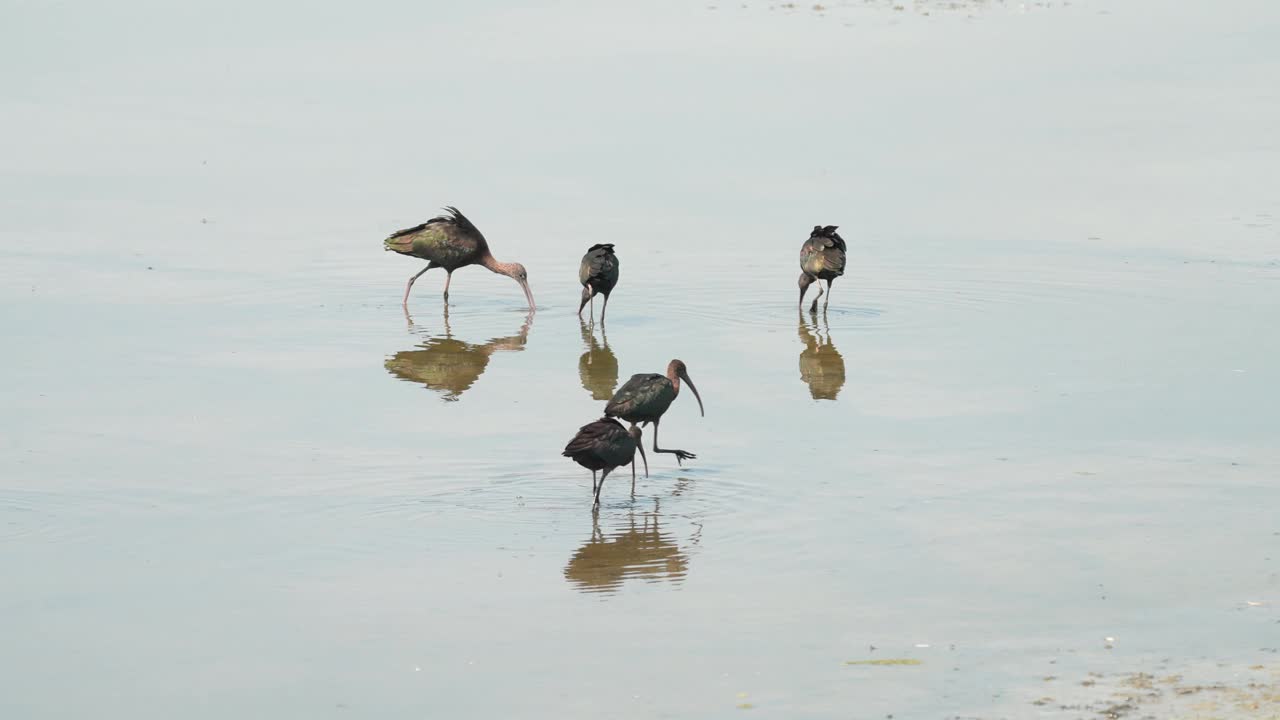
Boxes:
[3,0,1279,717]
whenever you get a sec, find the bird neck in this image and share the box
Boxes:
[480,254,518,278]
[667,367,681,395]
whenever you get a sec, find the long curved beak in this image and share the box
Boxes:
[680,371,705,417]
[519,279,536,312]
[635,438,648,478]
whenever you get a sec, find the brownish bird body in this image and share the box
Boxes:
[563,417,648,507]
[383,206,535,311]
[798,224,847,313]
[577,243,619,322]
[605,359,705,465]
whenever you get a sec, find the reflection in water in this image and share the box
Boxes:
[577,319,618,401]
[385,308,532,401]
[798,309,846,400]
[564,499,689,594]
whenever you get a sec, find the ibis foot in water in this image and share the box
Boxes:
[648,418,697,465]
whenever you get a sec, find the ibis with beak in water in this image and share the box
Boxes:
[383,206,535,311]
[563,417,648,507]
[798,224,847,313]
[605,359,705,464]
[577,243,619,322]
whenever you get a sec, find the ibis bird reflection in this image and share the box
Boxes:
[384,308,532,401]
[798,309,846,400]
[563,499,689,594]
[578,318,619,401]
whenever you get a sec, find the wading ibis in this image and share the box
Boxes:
[605,359,705,465]
[563,417,648,507]
[383,206,535,311]
[577,243,619,322]
[798,224,847,313]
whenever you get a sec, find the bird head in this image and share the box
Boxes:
[798,272,815,303]
[500,262,535,311]
[668,359,705,417]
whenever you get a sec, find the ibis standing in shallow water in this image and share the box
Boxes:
[605,359,705,465]
[798,224,847,313]
[383,206,535,311]
[577,243,619,322]
[563,418,648,507]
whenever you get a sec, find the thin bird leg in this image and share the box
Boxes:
[600,293,610,324]
[593,467,611,507]
[651,418,696,464]
[403,265,431,306]
[589,292,595,322]
[810,281,824,314]
[824,279,833,310]
[442,270,453,303]
[592,469,598,493]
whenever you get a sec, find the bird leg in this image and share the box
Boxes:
[442,270,453,303]
[403,265,432,306]
[593,467,612,507]
[600,292,610,324]
[651,418,696,464]
[824,279,833,310]
[810,282,824,314]
[592,469,598,493]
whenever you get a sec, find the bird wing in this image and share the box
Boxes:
[799,233,847,277]
[383,207,487,265]
[605,373,670,418]
[562,418,627,456]
[579,245,619,287]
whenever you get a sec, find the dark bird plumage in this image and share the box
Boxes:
[383,206,535,311]
[798,224,848,313]
[605,359,705,465]
[578,243,620,322]
[563,417,647,507]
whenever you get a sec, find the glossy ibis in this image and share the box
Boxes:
[383,206,535,311]
[578,318,619,401]
[798,224,847,313]
[605,359,704,465]
[563,417,648,507]
[577,243,619,322]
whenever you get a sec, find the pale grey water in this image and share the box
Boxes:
[3,1,1279,718]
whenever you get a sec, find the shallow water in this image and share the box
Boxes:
[3,0,1279,717]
